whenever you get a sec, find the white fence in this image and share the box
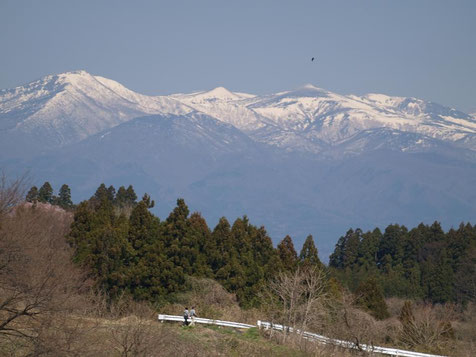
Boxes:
[158,314,447,357]
[158,314,254,329]
[257,321,446,357]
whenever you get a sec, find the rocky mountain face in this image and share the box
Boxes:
[2,71,475,257]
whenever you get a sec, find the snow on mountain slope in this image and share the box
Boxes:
[171,86,269,131]
[171,83,476,153]
[242,85,476,151]
[2,70,476,157]
[171,86,331,153]
[93,75,190,114]
[0,71,192,153]
[173,86,254,103]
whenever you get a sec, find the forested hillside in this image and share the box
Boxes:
[26,182,322,308]
[26,181,475,308]
[329,223,476,304]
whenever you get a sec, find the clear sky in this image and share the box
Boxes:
[1,0,475,112]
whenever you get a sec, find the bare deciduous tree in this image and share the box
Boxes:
[332,292,378,351]
[0,186,96,355]
[0,173,26,220]
[398,302,456,353]
[300,266,328,335]
[267,266,328,345]
[107,299,179,357]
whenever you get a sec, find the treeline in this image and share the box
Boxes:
[329,223,476,304]
[24,182,476,308]
[26,181,74,209]
[64,183,323,308]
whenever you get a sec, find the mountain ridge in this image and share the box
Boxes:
[2,70,475,157]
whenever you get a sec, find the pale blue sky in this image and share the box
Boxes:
[1,0,475,112]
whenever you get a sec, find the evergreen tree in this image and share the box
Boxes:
[450,223,476,303]
[376,225,408,296]
[277,235,298,272]
[211,216,255,304]
[210,217,233,273]
[128,201,160,252]
[329,229,361,270]
[358,228,381,269]
[250,226,276,280]
[344,228,361,269]
[116,186,128,207]
[163,199,194,275]
[57,184,73,209]
[142,193,155,209]
[355,277,390,320]
[228,217,259,306]
[326,277,344,302]
[67,201,94,263]
[90,214,131,297]
[38,182,54,203]
[92,183,109,204]
[377,224,407,271]
[68,199,132,298]
[425,250,454,303]
[400,226,425,298]
[299,234,323,268]
[188,212,213,277]
[107,185,116,203]
[418,223,453,303]
[115,185,138,208]
[26,186,39,203]
[329,234,346,269]
[125,185,137,205]
[127,200,178,300]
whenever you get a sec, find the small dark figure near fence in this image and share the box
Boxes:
[190,306,197,326]
[183,307,189,326]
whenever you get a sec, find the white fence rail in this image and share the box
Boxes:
[258,321,446,357]
[158,314,446,357]
[158,314,254,329]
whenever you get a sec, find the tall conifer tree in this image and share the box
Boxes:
[277,235,298,272]
[26,186,39,203]
[299,234,323,268]
[38,182,53,203]
[58,184,73,209]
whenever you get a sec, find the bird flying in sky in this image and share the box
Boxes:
[311,57,315,61]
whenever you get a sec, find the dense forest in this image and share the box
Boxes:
[329,223,476,305]
[26,182,476,308]
[27,182,324,308]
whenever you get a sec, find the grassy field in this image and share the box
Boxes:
[0,313,359,357]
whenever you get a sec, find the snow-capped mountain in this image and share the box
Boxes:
[173,83,476,154]
[2,70,475,157]
[0,70,192,156]
[244,85,476,152]
[171,87,272,132]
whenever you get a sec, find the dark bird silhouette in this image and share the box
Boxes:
[311,57,315,62]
